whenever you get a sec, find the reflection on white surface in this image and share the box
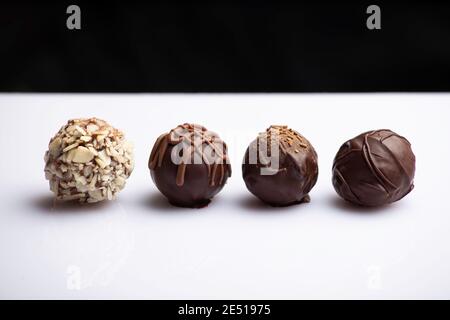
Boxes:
[59,203,136,291]
[0,93,449,299]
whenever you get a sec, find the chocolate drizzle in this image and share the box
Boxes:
[332,129,415,207]
[149,123,230,187]
[149,123,231,208]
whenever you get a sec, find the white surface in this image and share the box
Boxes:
[0,93,449,299]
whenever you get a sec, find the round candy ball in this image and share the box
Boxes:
[242,125,318,206]
[148,123,232,208]
[332,129,415,207]
[44,118,134,203]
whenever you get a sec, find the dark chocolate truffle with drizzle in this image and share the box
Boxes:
[332,129,415,207]
[149,123,231,208]
[242,125,318,207]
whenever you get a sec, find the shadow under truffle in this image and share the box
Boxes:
[328,195,399,215]
[140,191,206,213]
[238,194,309,213]
[29,193,112,215]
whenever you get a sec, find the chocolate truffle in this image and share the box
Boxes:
[149,123,231,208]
[44,118,134,203]
[242,125,318,206]
[332,129,415,207]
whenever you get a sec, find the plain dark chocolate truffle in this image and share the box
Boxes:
[242,125,318,207]
[149,123,231,208]
[332,129,415,207]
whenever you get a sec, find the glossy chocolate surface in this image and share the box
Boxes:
[332,129,415,207]
[149,123,231,208]
[242,125,318,207]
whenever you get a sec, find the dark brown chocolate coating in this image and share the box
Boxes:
[149,123,231,208]
[242,125,318,207]
[332,129,415,207]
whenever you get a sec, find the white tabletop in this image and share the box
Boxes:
[0,93,449,299]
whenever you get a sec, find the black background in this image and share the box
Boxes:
[1,1,449,92]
